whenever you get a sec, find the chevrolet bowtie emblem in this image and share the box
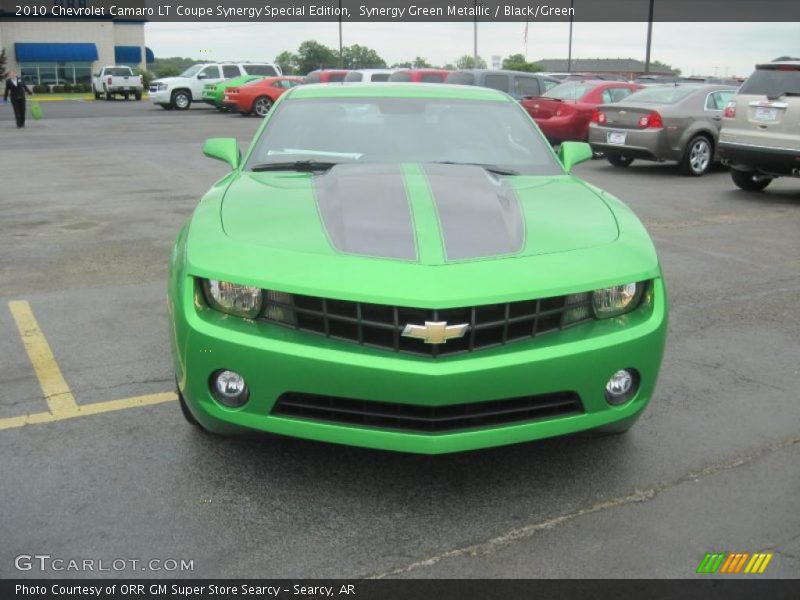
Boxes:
[401,321,469,345]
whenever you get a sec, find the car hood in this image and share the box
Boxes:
[220,163,618,266]
[152,77,185,86]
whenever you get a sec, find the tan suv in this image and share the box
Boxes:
[718,60,800,190]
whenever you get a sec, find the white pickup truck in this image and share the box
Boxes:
[92,66,144,101]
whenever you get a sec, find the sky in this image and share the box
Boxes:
[146,21,797,78]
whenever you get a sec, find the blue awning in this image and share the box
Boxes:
[145,47,155,64]
[114,46,141,64]
[15,43,98,62]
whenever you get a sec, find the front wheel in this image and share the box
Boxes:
[93,90,101,100]
[679,135,713,176]
[134,92,142,101]
[731,169,773,191]
[253,96,273,117]
[105,91,112,101]
[606,154,634,168]
[172,90,191,110]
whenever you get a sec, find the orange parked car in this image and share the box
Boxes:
[224,77,305,117]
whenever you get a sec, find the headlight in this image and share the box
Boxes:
[154,82,168,91]
[592,282,644,318]
[202,279,263,318]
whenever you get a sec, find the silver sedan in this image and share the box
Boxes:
[588,83,737,176]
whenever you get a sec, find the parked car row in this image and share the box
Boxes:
[150,60,799,190]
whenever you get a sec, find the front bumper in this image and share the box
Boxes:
[169,277,668,454]
[149,89,171,105]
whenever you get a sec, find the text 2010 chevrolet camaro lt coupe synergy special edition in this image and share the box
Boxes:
[168,83,668,454]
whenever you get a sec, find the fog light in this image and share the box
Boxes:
[210,370,249,407]
[604,369,639,405]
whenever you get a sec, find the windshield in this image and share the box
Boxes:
[179,65,203,78]
[739,66,800,97]
[446,72,476,85]
[544,81,596,100]
[246,97,561,175]
[243,65,278,76]
[623,85,697,104]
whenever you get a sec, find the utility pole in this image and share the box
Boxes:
[567,0,574,72]
[644,0,654,73]
[473,1,479,67]
[338,0,343,68]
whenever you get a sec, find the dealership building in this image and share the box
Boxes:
[0,18,152,85]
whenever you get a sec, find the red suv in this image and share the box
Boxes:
[522,80,642,144]
[388,69,451,83]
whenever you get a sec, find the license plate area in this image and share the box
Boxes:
[754,107,778,122]
[607,131,627,145]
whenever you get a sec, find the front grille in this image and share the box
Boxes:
[260,291,593,357]
[273,391,584,433]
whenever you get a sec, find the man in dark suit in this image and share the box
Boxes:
[4,70,34,128]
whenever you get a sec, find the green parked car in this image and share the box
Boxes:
[202,75,263,109]
[168,83,668,454]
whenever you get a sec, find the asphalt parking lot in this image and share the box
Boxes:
[0,99,798,579]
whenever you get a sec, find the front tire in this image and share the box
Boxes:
[171,90,191,110]
[134,92,142,101]
[731,169,773,191]
[606,154,634,168]
[679,135,713,176]
[93,90,101,100]
[253,96,273,117]
[105,91,112,101]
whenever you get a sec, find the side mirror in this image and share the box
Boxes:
[558,141,594,172]
[197,73,207,80]
[203,138,240,169]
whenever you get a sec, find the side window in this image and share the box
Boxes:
[514,76,540,97]
[707,90,735,110]
[371,73,390,82]
[421,74,444,83]
[484,74,510,93]
[541,79,558,92]
[608,87,633,102]
[601,89,613,104]
[199,66,220,79]
[222,65,241,78]
[328,73,346,82]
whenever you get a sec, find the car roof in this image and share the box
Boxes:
[451,69,552,77]
[756,60,800,68]
[288,82,513,101]
[348,68,396,74]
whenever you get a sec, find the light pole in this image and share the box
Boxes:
[644,0,654,73]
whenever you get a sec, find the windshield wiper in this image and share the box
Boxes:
[431,162,520,176]
[251,160,341,172]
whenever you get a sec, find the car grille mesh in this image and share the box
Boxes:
[272,391,584,433]
[260,291,593,357]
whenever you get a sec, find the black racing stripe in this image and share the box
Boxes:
[313,164,416,261]
[424,164,525,261]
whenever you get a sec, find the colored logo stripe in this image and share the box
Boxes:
[697,552,773,574]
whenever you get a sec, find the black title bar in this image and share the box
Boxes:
[1,0,800,22]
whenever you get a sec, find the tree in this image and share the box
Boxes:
[412,56,431,69]
[275,51,299,75]
[296,40,339,74]
[391,61,413,69]
[0,48,7,80]
[650,60,680,75]
[455,55,487,69]
[341,44,386,69]
[501,53,544,73]
[150,57,198,78]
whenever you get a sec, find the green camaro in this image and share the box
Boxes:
[201,75,263,109]
[168,83,668,454]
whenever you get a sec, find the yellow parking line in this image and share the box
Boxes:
[8,300,79,416]
[0,392,177,431]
